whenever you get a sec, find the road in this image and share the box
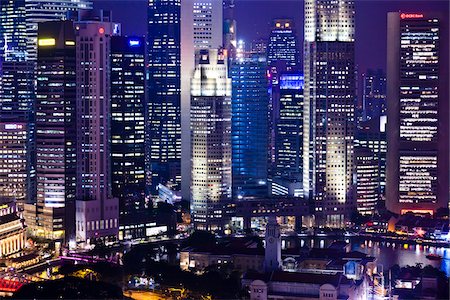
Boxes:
[124,290,171,300]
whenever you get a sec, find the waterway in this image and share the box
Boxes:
[296,236,450,277]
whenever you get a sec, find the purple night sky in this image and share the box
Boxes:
[93,0,449,75]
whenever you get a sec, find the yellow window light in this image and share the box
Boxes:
[65,40,75,46]
[38,38,56,47]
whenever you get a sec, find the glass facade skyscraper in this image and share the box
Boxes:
[231,54,269,198]
[275,73,304,179]
[386,12,449,215]
[32,20,77,241]
[303,0,356,227]
[361,69,387,123]
[147,0,182,196]
[0,0,27,61]
[111,36,146,217]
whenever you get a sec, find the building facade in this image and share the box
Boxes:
[31,21,77,241]
[0,0,27,61]
[190,49,231,231]
[231,54,269,198]
[360,69,386,123]
[0,123,29,206]
[110,36,146,217]
[74,10,119,243]
[180,0,223,200]
[147,0,182,196]
[25,0,92,61]
[303,0,356,227]
[386,12,449,215]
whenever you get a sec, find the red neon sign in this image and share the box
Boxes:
[400,13,424,19]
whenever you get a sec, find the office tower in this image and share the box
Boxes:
[303,0,356,227]
[0,122,28,206]
[267,19,299,169]
[111,36,146,216]
[30,21,77,241]
[25,0,93,61]
[0,61,35,121]
[250,39,267,55]
[355,117,387,215]
[190,49,231,231]
[181,0,223,200]
[223,0,237,61]
[267,20,299,69]
[386,12,449,215]
[275,73,304,178]
[361,69,386,122]
[74,10,119,243]
[0,61,35,208]
[231,54,269,198]
[147,0,182,196]
[0,0,27,61]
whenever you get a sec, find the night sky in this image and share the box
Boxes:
[93,0,449,75]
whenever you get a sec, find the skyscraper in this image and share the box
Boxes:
[386,12,449,215]
[74,10,119,243]
[267,19,299,170]
[0,0,92,62]
[111,36,146,217]
[0,122,28,206]
[275,73,304,179]
[181,0,223,200]
[25,0,93,61]
[190,49,231,231]
[355,117,387,216]
[303,0,356,227]
[0,0,27,61]
[231,54,269,198]
[147,0,182,196]
[361,69,387,123]
[31,20,77,241]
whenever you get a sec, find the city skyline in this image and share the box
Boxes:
[0,0,448,298]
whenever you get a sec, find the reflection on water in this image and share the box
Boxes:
[297,237,450,277]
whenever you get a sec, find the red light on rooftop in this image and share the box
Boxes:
[99,27,105,34]
[400,13,424,19]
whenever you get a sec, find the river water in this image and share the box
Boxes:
[296,236,450,277]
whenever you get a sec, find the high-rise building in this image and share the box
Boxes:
[0,0,92,62]
[361,69,386,123]
[0,61,36,208]
[386,12,449,215]
[0,0,27,61]
[147,0,182,196]
[0,122,29,206]
[181,0,223,200]
[190,49,231,231]
[223,0,237,61]
[30,20,77,241]
[231,54,268,198]
[267,19,299,69]
[267,19,299,170]
[355,116,387,215]
[25,0,93,61]
[111,36,146,217]
[303,0,356,227]
[275,73,304,178]
[74,10,119,243]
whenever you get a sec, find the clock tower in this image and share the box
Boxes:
[264,216,281,272]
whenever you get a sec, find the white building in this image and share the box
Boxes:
[180,0,223,200]
[190,48,231,231]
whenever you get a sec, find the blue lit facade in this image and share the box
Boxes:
[231,54,269,198]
